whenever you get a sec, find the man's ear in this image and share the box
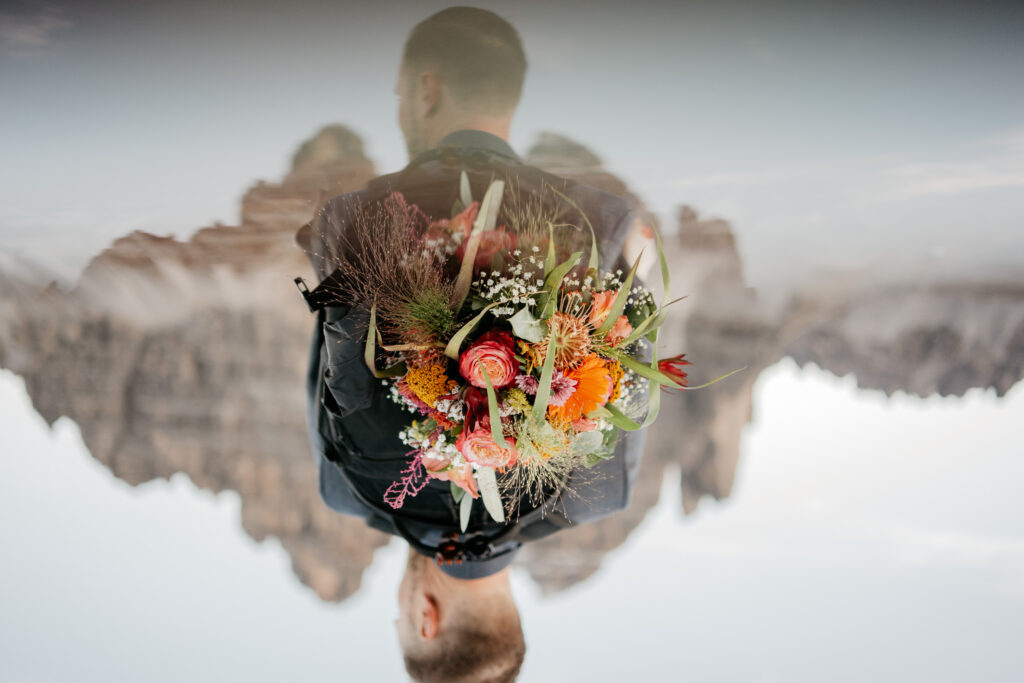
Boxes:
[420,594,440,640]
[417,71,441,117]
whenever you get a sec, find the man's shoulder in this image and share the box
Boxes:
[332,158,633,225]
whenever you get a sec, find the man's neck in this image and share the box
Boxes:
[434,117,511,145]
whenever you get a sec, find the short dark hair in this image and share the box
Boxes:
[402,6,527,115]
[403,608,526,683]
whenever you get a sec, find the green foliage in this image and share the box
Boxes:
[405,288,456,340]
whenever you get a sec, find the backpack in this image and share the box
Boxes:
[298,144,646,567]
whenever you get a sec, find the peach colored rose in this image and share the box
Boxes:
[459,339,517,389]
[421,450,454,474]
[589,290,618,328]
[456,427,517,469]
[434,462,479,499]
[605,315,633,345]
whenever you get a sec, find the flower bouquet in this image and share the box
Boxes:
[331,174,693,529]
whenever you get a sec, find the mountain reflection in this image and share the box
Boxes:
[1,126,1020,601]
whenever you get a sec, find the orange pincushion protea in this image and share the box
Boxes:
[533,312,592,370]
[548,353,613,423]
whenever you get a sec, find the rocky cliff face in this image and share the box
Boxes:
[2,126,1021,600]
[0,125,391,602]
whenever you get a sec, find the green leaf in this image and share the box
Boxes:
[508,306,546,343]
[460,170,473,208]
[651,221,671,305]
[614,309,667,349]
[685,366,748,390]
[532,329,558,423]
[476,466,505,524]
[450,481,465,504]
[587,222,600,275]
[478,359,509,449]
[548,185,600,266]
[607,348,677,386]
[544,222,557,276]
[571,429,604,456]
[589,404,641,431]
[452,179,504,313]
[444,301,503,360]
[363,303,407,378]
[459,492,473,532]
[537,251,583,319]
[637,328,663,429]
[364,301,378,376]
[595,253,642,335]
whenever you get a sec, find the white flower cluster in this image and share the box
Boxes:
[422,230,464,261]
[434,396,466,422]
[613,368,651,421]
[386,379,419,414]
[472,252,545,317]
[600,269,625,290]
[626,286,655,311]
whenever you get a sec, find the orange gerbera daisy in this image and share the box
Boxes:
[548,353,613,423]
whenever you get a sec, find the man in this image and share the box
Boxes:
[297,7,650,682]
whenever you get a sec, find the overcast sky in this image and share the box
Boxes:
[2,0,1023,284]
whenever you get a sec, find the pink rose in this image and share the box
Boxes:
[456,427,518,469]
[433,462,478,499]
[589,290,618,328]
[605,315,633,345]
[421,450,454,474]
[459,338,517,389]
[456,227,516,270]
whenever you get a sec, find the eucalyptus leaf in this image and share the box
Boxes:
[476,467,505,524]
[508,306,546,343]
[450,481,466,504]
[459,492,473,532]
[460,170,473,208]
[571,429,604,457]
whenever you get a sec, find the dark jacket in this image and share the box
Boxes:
[297,130,648,579]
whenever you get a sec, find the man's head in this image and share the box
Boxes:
[395,6,527,159]
[397,549,526,682]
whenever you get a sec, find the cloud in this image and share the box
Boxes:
[885,161,1024,197]
[881,127,1024,198]
[0,4,71,57]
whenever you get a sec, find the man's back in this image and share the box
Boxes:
[299,129,649,576]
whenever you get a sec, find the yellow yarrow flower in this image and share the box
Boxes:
[606,360,624,403]
[405,362,458,407]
